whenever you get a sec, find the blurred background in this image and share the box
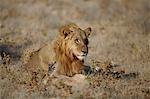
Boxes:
[0,0,150,98]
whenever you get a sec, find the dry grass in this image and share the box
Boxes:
[0,0,150,98]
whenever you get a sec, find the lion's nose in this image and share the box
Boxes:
[81,45,88,55]
[82,50,88,56]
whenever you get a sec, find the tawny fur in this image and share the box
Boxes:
[25,23,92,77]
[52,35,83,76]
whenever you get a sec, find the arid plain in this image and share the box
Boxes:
[0,0,150,98]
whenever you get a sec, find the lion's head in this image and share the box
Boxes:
[58,23,91,60]
[53,23,92,76]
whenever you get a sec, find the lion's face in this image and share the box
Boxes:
[59,23,92,60]
[67,29,89,60]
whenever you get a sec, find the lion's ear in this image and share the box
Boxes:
[84,27,92,37]
[59,26,70,38]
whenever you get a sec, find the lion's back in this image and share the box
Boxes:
[25,42,55,72]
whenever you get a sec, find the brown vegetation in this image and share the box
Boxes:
[0,0,150,98]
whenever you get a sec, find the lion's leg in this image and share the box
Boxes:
[42,62,56,84]
[43,73,49,85]
[50,67,59,77]
[50,69,66,78]
[50,64,70,79]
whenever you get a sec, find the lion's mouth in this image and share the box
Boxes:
[73,50,87,60]
[76,54,87,60]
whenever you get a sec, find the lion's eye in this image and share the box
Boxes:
[75,39,80,43]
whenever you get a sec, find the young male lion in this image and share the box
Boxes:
[26,23,92,77]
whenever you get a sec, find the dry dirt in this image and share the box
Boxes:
[0,0,150,99]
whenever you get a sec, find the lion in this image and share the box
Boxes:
[25,23,92,77]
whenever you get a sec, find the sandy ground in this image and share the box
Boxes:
[0,0,150,98]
